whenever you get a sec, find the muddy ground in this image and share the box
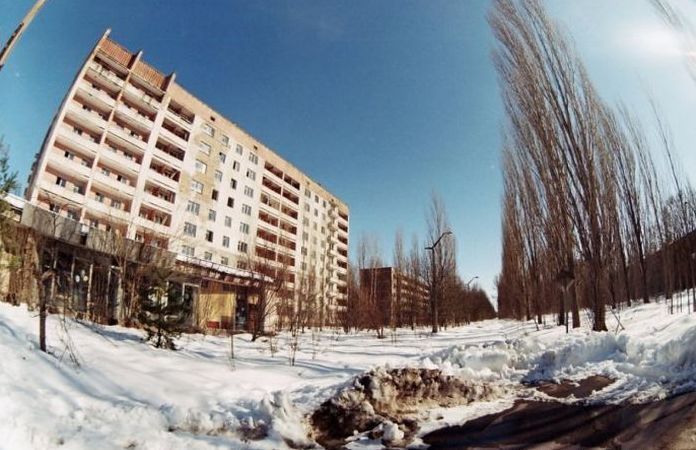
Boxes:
[424,378,696,449]
[310,367,503,449]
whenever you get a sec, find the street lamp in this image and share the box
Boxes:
[426,231,452,334]
[465,276,479,288]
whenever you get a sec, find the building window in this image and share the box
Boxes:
[186,200,200,215]
[305,189,311,198]
[304,203,310,212]
[232,161,240,171]
[237,260,248,270]
[205,230,214,242]
[182,245,195,257]
[184,222,197,237]
[241,204,252,215]
[111,199,122,209]
[222,236,230,248]
[224,216,232,227]
[237,241,248,253]
[221,134,230,147]
[202,123,215,137]
[219,152,227,164]
[227,197,234,208]
[239,222,249,234]
[214,170,223,183]
[191,180,204,194]
[55,177,67,187]
[244,186,254,198]
[221,256,229,265]
[235,144,243,155]
[67,210,79,220]
[211,189,219,201]
[204,251,213,261]
[95,192,105,203]
[199,141,212,155]
[195,160,207,174]
[249,153,258,165]
[315,195,319,203]
[208,209,217,221]
[246,169,256,181]
[230,178,237,189]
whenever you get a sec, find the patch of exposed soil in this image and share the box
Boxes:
[310,367,502,449]
[424,387,696,449]
[535,375,615,399]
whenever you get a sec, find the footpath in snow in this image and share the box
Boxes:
[1,295,696,449]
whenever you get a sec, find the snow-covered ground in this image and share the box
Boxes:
[1,295,695,449]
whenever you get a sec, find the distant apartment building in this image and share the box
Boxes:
[359,267,429,327]
[23,30,349,329]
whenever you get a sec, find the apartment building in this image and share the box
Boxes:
[24,30,349,329]
[360,267,429,327]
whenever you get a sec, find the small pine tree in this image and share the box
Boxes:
[0,138,18,251]
[138,267,191,349]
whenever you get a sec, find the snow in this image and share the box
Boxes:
[1,294,696,449]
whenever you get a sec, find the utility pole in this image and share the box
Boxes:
[0,0,48,73]
[425,230,452,334]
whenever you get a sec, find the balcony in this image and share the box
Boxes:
[116,102,154,130]
[148,168,179,192]
[66,101,108,131]
[46,149,92,180]
[87,61,125,88]
[137,207,171,235]
[165,108,193,131]
[109,122,148,150]
[123,82,160,111]
[159,125,189,151]
[86,197,131,222]
[38,178,85,206]
[142,189,175,213]
[77,79,116,109]
[99,147,141,175]
[153,143,184,170]
[262,177,282,196]
[56,124,101,155]
[92,171,135,198]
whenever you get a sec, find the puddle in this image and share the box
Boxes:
[535,375,615,399]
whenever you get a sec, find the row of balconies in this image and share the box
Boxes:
[263,161,301,192]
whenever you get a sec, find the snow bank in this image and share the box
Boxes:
[2,297,696,449]
[424,301,696,403]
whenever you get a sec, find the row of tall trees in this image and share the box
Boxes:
[341,193,495,337]
[493,0,696,330]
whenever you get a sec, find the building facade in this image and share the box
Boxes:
[24,30,349,329]
[359,267,429,328]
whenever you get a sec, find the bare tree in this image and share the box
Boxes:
[425,192,455,333]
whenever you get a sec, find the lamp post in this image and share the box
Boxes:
[465,276,479,288]
[0,0,48,73]
[426,231,452,334]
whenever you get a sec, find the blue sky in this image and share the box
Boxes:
[1,0,695,303]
